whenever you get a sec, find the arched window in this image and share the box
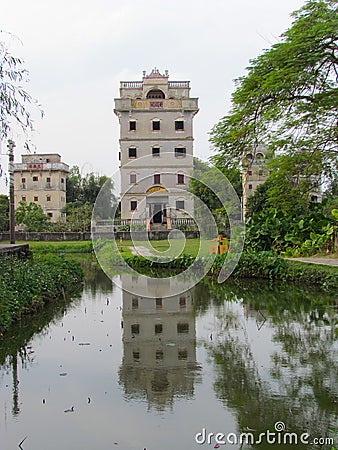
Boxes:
[146,89,165,99]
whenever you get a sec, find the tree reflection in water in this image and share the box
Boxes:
[199,279,337,449]
[0,267,336,449]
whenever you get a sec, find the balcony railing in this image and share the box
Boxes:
[14,162,69,172]
[121,81,143,88]
[120,81,189,89]
[169,81,190,88]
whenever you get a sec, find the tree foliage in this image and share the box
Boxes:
[0,194,9,231]
[210,0,338,178]
[246,153,323,217]
[54,166,116,232]
[15,201,50,232]
[0,32,42,149]
[60,203,93,232]
[66,165,111,205]
[189,158,242,233]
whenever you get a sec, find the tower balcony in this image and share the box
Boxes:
[114,98,198,112]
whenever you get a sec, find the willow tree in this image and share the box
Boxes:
[0,32,42,150]
[210,0,338,179]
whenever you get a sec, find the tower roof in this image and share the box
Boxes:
[143,68,169,79]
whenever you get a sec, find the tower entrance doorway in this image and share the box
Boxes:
[152,204,167,223]
[153,204,162,223]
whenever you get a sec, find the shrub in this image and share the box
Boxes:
[0,256,83,335]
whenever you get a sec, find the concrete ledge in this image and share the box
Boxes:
[0,244,31,258]
[286,257,338,267]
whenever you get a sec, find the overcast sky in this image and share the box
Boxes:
[0,0,304,193]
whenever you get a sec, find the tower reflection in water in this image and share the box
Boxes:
[118,274,201,411]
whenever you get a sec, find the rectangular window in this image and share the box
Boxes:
[175,148,186,158]
[22,196,26,201]
[156,297,162,309]
[46,195,51,202]
[131,324,140,334]
[61,178,64,184]
[129,121,136,131]
[154,174,160,184]
[155,324,163,334]
[179,296,186,308]
[175,120,184,131]
[130,173,137,184]
[152,147,160,157]
[177,323,189,334]
[133,351,140,360]
[119,152,121,161]
[129,147,137,158]
[33,176,38,182]
[155,350,163,360]
[47,212,53,218]
[177,174,185,185]
[132,297,139,310]
[178,349,188,360]
[176,200,185,210]
[248,184,253,190]
[34,196,38,201]
[46,177,51,183]
[152,120,160,131]
[130,201,137,211]
[21,178,26,183]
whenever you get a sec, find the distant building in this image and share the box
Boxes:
[242,144,322,217]
[14,153,69,222]
[114,68,199,229]
[242,144,270,216]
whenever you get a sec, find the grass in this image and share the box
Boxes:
[115,238,210,258]
[13,240,93,253]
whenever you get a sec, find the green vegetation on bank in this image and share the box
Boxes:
[30,240,93,253]
[95,243,338,290]
[0,255,83,335]
[11,240,94,253]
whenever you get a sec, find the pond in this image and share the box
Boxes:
[0,264,337,449]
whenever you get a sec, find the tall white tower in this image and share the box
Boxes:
[114,68,199,229]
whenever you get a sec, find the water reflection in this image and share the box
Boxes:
[118,273,201,411]
[0,267,336,449]
[0,284,83,419]
[200,279,337,449]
